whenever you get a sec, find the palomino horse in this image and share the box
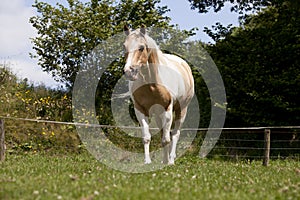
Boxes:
[123,25,194,164]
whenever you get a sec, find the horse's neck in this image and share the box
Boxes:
[143,49,162,84]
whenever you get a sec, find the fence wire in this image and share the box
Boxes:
[0,116,299,159]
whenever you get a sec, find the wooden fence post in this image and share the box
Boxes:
[263,129,271,166]
[0,119,5,162]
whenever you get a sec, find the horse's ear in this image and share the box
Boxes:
[140,24,146,35]
[124,25,130,36]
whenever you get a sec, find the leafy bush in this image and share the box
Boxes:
[0,65,80,153]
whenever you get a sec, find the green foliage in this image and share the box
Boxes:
[205,3,300,126]
[203,22,233,42]
[1,153,300,200]
[30,0,171,87]
[188,0,300,15]
[0,65,79,152]
[188,0,268,14]
[0,66,71,121]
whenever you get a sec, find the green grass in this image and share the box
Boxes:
[1,152,299,200]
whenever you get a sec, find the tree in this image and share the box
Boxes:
[30,0,171,88]
[205,3,300,126]
[188,0,300,15]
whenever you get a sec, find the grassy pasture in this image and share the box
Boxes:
[1,152,299,200]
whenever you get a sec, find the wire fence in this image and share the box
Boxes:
[207,128,300,161]
[0,116,299,164]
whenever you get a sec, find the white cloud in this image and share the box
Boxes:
[2,55,63,88]
[0,0,36,56]
[0,0,61,88]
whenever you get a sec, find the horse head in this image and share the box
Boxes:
[123,25,157,81]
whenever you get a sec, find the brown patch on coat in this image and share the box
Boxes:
[133,83,172,117]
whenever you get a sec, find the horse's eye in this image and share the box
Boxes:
[138,45,144,52]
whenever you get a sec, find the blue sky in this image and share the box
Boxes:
[0,0,239,87]
[161,0,239,41]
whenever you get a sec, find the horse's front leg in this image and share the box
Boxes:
[135,108,152,164]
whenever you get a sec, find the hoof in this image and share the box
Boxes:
[144,159,152,164]
[161,160,175,165]
[169,156,175,165]
[168,160,175,165]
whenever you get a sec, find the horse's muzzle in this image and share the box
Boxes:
[124,67,139,81]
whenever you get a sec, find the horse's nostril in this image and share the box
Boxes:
[124,66,132,74]
[124,70,130,76]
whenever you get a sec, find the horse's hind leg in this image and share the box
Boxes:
[159,108,172,164]
[169,107,187,164]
